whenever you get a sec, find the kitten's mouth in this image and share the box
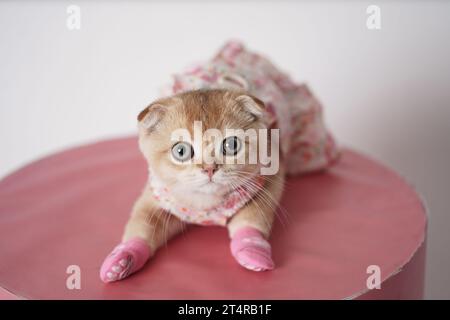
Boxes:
[200,180,218,188]
[202,176,222,185]
[196,180,224,194]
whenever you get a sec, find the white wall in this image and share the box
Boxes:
[0,1,449,299]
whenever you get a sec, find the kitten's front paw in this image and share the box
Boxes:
[100,238,151,283]
[230,227,274,272]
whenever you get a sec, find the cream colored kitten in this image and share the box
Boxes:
[100,89,284,282]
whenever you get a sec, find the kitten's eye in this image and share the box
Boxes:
[222,136,242,156]
[171,142,194,162]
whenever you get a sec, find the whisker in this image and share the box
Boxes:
[229,170,287,188]
[230,174,290,228]
[229,179,272,232]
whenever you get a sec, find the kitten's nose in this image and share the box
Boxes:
[202,164,218,179]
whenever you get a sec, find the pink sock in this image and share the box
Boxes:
[230,227,274,272]
[100,238,151,283]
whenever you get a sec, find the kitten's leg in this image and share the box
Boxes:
[100,188,184,283]
[227,168,285,272]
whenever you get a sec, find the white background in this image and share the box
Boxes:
[0,1,449,299]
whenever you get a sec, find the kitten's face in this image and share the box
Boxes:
[138,89,269,199]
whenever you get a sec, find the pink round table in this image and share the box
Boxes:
[0,137,427,299]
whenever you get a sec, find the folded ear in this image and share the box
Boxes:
[137,103,166,132]
[235,94,267,119]
[235,94,277,127]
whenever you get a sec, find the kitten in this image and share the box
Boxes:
[100,89,284,282]
[100,41,338,282]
